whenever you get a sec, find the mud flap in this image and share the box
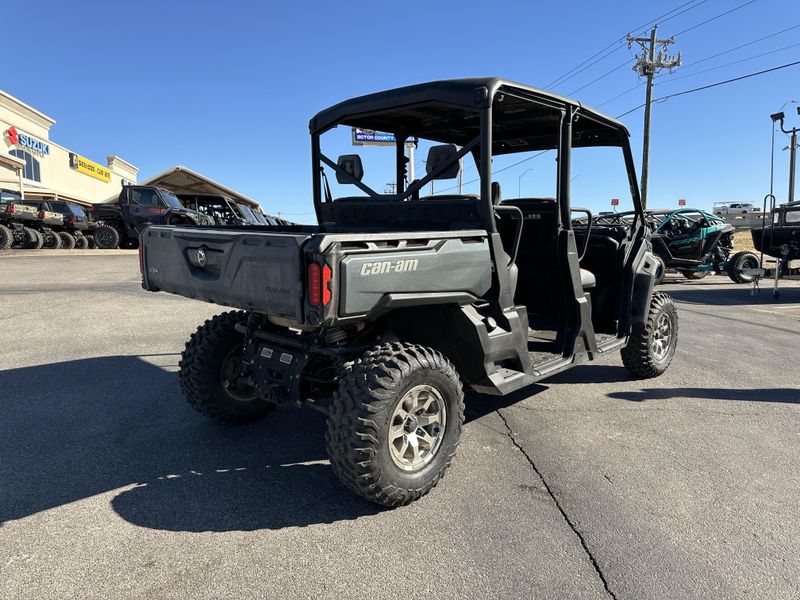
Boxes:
[623,239,658,331]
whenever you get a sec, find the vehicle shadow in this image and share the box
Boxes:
[608,387,800,404]
[665,285,800,306]
[0,355,381,532]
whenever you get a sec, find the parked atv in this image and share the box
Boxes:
[0,189,43,249]
[92,185,213,249]
[592,209,758,284]
[140,77,677,507]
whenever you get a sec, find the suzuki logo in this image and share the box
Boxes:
[196,247,207,267]
[6,126,19,145]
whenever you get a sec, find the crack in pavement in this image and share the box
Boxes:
[496,408,617,600]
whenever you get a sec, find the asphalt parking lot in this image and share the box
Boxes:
[1,251,799,600]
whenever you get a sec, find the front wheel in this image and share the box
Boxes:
[326,343,464,507]
[44,231,61,249]
[0,224,12,249]
[74,235,88,249]
[727,251,759,284]
[621,292,678,378]
[93,224,121,249]
[179,311,275,424]
[653,254,666,285]
[59,231,76,249]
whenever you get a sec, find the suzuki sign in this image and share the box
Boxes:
[4,126,50,155]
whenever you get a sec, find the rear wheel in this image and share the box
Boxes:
[179,311,275,424]
[326,343,464,506]
[59,231,76,249]
[0,224,12,249]
[680,269,708,280]
[93,224,121,249]
[74,235,88,249]
[85,235,96,249]
[621,292,678,378]
[727,251,759,284]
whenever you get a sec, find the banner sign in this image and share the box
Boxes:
[69,152,111,183]
[352,128,418,146]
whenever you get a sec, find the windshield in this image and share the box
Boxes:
[236,203,259,223]
[160,189,183,209]
[1,190,21,204]
[68,203,87,218]
[252,211,271,225]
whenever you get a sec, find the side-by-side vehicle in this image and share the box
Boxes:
[140,78,678,506]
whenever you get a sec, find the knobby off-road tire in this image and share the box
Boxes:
[59,231,76,249]
[44,231,61,249]
[621,292,678,378]
[326,343,465,507]
[680,269,708,280]
[727,251,759,284]
[0,224,12,249]
[93,224,121,249]
[22,227,41,249]
[74,235,89,249]
[653,254,666,285]
[179,311,275,424]
[85,235,96,249]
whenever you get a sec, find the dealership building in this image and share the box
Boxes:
[1,89,262,210]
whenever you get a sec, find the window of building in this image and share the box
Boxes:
[9,150,41,182]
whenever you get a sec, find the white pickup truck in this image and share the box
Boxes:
[713,202,759,216]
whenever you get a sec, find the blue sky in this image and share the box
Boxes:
[5,0,800,218]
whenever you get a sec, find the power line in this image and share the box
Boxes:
[658,41,800,85]
[546,0,710,89]
[673,0,760,36]
[677,23,800,70]
[616,58,800,118]
[567,59,631,96]
[592,23,800,109]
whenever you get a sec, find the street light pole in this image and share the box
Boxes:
[518,168,534,198]
[773,106,800,204]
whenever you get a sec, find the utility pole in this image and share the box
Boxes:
[627,26,681,209]
[772,107,800,204]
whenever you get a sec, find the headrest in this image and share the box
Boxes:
[425,144,460,180]
[336,155,364,184]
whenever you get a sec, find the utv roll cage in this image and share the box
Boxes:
[308,77,646,233]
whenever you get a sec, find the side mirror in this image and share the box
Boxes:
[336,154,364,184]
[425,144,460,180]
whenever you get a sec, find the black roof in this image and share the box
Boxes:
[310,77,630,154]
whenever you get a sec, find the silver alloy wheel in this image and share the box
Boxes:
[651,313,673,360]
[388,384,447,472]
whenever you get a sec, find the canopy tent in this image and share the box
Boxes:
[140,165,263,209]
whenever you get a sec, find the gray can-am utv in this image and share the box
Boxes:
[140,78,677,506]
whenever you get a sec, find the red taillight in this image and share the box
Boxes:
[70,215,76,224]
[38,210,45,220]
[8,203,14,214]
[322,264,332,305]
[308,263,321,306]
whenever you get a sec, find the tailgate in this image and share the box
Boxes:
[141,226,311,320]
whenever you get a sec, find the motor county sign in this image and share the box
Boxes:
[352,128,418,146]
[4,126,50,155]
[69,152,111,183]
